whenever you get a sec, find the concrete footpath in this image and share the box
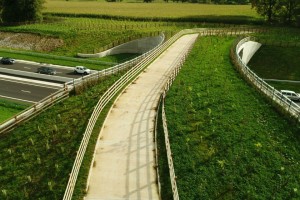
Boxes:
[84,34,199,200]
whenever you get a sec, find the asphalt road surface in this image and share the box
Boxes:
[0,62,83,79]
[0,79,58,103]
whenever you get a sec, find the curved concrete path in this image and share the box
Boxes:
[85,34,199,200]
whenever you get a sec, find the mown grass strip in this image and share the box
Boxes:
[162,36,300,199]
[0,99,29,123]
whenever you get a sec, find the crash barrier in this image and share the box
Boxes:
[63,28,268,200]
[232,37,300,122]
[0,87,69,134]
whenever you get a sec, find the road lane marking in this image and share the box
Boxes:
[21,90,31,93]
[0,95,36,104]
[0,76,63,89]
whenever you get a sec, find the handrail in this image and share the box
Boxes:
[232,37,300,121]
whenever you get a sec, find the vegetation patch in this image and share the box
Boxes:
[0,99,29,123]
[161,36,300,199]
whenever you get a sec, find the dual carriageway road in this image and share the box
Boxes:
[0,61,89,103]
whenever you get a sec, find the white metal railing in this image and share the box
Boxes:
[234,37,300,121]
[159,35,197,200]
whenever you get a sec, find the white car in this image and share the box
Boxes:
[280,90,300,101]
[74,66,91,75]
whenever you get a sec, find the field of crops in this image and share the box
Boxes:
[45,1,260,20]
[162,36,300,199]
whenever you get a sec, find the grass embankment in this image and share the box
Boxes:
[0,17,180,57]
[160,36,300,199]
[0,99,29,123]
[248,45,300,93]
[0,73,123,199]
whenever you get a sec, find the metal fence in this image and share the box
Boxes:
[232,37,300,121]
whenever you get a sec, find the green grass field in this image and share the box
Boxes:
[161,36,300,199]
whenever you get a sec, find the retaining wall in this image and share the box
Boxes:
[237,40,262,65]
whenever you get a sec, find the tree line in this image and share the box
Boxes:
[0,0,44,23]
[0,0,299,26]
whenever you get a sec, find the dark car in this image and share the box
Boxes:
[37,66,56,75]
[1,57,15,64]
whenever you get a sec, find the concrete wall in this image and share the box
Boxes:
[237,41,262,65]
[77,34,165,58]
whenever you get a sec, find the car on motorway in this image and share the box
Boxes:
[74,66,91,75]
[37,66,56,75]
[280,90,300,101]
[1,57,15,64]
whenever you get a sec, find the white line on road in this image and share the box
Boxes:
[0,74,63,89]
[0,95,36,104]
[21,90,31,93]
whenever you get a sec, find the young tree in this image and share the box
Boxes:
[1,0,45,23]
[250,0,280,22]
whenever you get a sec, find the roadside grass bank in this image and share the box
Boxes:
[160,36,300,199]
[0,72,124,199]
[0,99,29,123]
[248,45,300,93]
[248,46,300,80]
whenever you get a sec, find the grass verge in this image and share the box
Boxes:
[0,99,29,123]
[161,36,300,199]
